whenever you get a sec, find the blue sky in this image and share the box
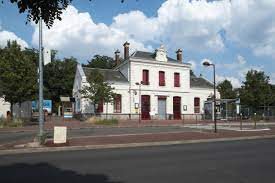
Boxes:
[0,0,275,87]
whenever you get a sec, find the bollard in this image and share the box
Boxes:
[240,113,243,131]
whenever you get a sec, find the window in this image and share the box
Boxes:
[142,69,149,85]
[194,97,200,113]
[159,71,165,86]
[174,73,180,87]
[114,94,122,113]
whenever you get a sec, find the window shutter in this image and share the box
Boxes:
[142,70,149,85]
[159,71,165,86]
[174,73,180,87]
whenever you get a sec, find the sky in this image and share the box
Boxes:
[0,0,275,88]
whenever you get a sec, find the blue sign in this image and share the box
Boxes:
[32,100,52,113]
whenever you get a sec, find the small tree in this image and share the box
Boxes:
[240,70,271,112]
[80,69,115,115]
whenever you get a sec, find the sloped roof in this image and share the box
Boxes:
[190,76,214,89]
[82,67,128,83]
[131,51,182,64]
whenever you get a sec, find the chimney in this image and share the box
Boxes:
[176,49,182,63]
[114,49,120,65]
[123,41,130,60]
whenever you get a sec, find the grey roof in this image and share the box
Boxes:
[131,51,181,64]
[83,67,128,83]
[190,76,214,89]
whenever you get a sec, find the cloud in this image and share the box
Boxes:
[0,29,28,48]
[216,75,242,88]
[32,6,148,61]
[227,0,275,58]
[187,60,197,70]
[30,0,275,62]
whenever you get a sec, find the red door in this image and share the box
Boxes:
[141,95,150,120]
[173,97,181,120]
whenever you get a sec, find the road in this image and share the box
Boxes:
[0,126,196,145]
[1,139,275,183]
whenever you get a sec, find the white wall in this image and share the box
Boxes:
[0,98,10,118]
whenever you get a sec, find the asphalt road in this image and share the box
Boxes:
[1,139,275,183]
[0,126,196,145]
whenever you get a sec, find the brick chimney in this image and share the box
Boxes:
[114,49,120,65]
[176,49,182,63]
[123,41,130,60]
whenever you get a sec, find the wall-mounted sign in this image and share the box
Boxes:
[183,105,187,111]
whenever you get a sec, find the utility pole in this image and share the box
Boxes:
[38,13,44,140]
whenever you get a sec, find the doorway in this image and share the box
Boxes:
[173,96,181,120]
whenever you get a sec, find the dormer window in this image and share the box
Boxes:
[142,69,149,85]
[155,45,168,62]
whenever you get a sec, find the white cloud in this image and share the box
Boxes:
[32,6,147,60]
[30,0,275,61]
[0,30,28,48]
[187,60,197,70]
[216,75,242,88]
[157,0,231,52]
[270,73,275,84]
[227,0,275,58]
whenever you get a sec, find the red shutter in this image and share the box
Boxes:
[174,73,180,87]
[142,70,149,85]
[159,71,165,86]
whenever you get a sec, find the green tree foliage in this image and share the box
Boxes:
[80,69,115,113]
[44,56,77,113]
[3,0,129,28]
[217,79,236,99]
[240,70,272,111]
[85,55,115,69]
[0,41,37,118]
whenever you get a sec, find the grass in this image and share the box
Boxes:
[94,118,118,125]
[0,118,24,128]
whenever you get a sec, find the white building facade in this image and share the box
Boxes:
[73,43,219,120]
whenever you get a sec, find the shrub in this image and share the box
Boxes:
[94,118,118,125]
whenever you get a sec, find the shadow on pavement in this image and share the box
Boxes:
[0,163,123,183]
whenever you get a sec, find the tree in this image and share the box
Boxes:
[44,56,77,113]
[3,0,130,28]
[84,55,116,69]
[80,69,115,114]
[240,70,272,112]
[0,41,37,119]
[217,79,236,99]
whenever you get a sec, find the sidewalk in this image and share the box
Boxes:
[1,118,275,133]
[1,126,275,154]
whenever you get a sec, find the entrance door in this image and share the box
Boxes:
[141,95,150,120]
[158,98,166,120]
[173,96,181,120]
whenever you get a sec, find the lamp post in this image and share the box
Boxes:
[202,61,217,133]
[135,82,143,124]
[38,12,44,140]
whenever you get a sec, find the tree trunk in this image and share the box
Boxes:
[19,102,22,119]
[10,102,13,121]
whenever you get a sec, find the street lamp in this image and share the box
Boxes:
[202,61,217,133]
[135,81,143,124]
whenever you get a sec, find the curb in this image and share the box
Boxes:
[1,135,275,156]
